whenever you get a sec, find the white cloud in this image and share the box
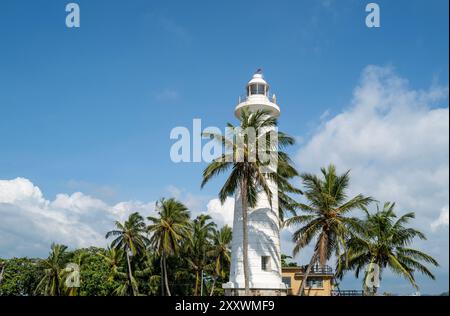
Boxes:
[0,178,156,258]
[164,185,233,227]
[431,206,449,231]
[205,198,235,228]
[295,65,449,275]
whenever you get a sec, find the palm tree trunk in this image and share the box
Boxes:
[0,264,5,285]
[160,255,165,296]
[163,253,171,296]
[126,251,136,296]
[55,271,61,296]
[200,270,204,296]
[298,251,319,296]
[241,178,250,296]
[194,271,199,296]
[210,276,217,296]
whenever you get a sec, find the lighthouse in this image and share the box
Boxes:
[223,72,287,296]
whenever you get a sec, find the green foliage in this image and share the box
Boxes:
[1,165,439,297]
[336,202,439,294]
[0,257,43,296]
[285,164,374,295]
[281,254,297,267]
[74,247,120,296]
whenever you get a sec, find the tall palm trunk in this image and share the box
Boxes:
[126,251,136,296]
[0,264,5,285]
[210,276,217,296]
[298,251,319,296]
[160,255,165,296]
[194,271,199,296]
[200,270,204,296]
[241,178,250,295]
[163,253,171,296]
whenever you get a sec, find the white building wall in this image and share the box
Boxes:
[225,180,285,290]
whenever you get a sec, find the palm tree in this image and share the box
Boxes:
[35,243,68,296]
[208,225,232,296]
[105,212,149,296]
[147,198,190,296]
[0,261,5,286]
[202,109,295,295]
[99,247,125,283]
[134,251,161,295]
[277,151,303,225]
[336,202,439,295]
[285,164,374,296]
[186,215,216,296]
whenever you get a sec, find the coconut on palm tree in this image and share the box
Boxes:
[201,109,297,295]
[285,164,374,296]
[35,243,68,296]
[336,202,439,295]
[105,212,149,296]
[147,198,190,296]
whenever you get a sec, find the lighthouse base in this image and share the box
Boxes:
[224,288,287,296]
[223,282,288,296]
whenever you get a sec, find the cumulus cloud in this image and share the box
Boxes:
[205,198,235,228]
[0,178,155,258]
[295,65,449,274]
[431,206,449,231]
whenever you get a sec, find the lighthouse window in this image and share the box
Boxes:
[249,84,266,96]
[261,256,271,271]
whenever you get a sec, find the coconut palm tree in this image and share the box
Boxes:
[147,198,190,296]
[99,247,125,283]
[201,109,295,295]
[0,261,5,286]
[105,212,149,296]
[134,251,161,295]
[336,202,439,295]
[185,215,216,296]
[99,247,140,296]
[285,164,374,296]
[35,243,68,296]
[208,225,232,296]
[277,151,303,225]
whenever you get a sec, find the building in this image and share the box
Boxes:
[282,265,334,296]
[222,72,287,296]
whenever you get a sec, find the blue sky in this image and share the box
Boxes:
[0,0,448,294]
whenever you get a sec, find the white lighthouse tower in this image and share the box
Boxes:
[223,71,287,296]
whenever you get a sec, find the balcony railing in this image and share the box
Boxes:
[294,265,334,275]
[238,93,277,104]
[332,290,365,296]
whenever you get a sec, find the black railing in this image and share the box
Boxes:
[332,290,365,296]
[294,265,334,275]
